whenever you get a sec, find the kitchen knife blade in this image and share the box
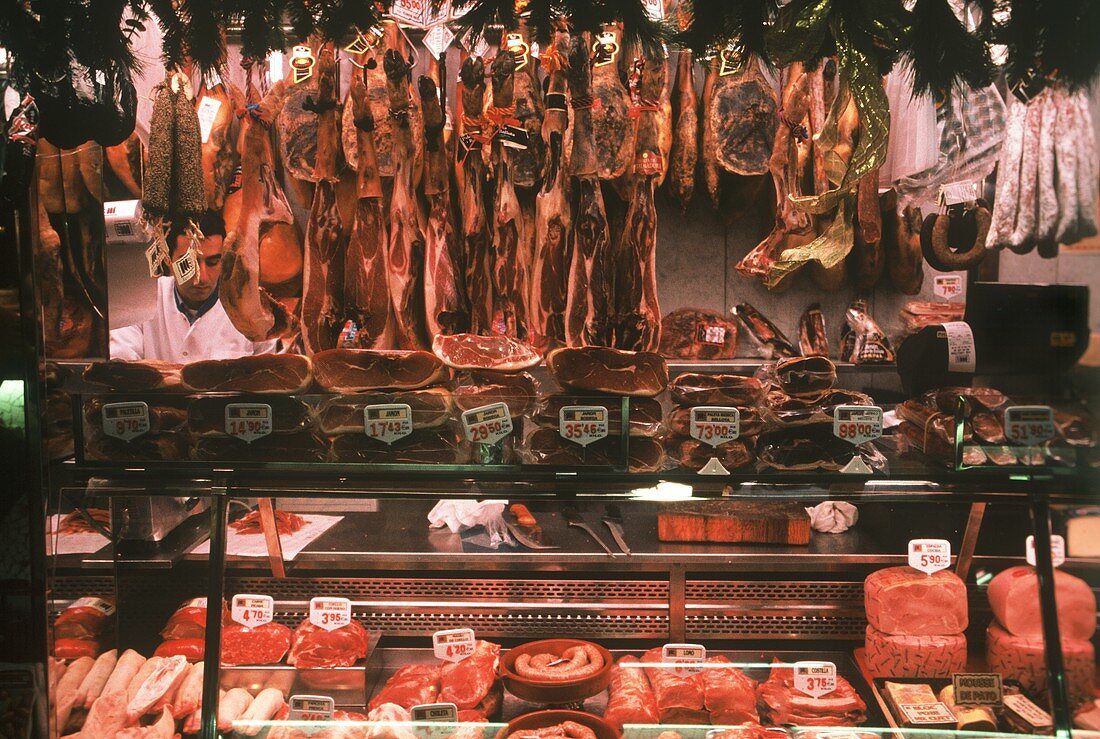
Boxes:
[503,506,559,549]
[562,506,615,556]
[602,504,631,555]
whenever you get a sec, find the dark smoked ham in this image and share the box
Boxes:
[276,43,324,182]
[195,79,241,211]
[84,360,182,391]
[503,23,545,190]
[180,354,313,394]
[659,308,738,360]
[454,372,537,418]
[317,389,454,434]
[458,57,495,335]
[668,50,698,211]
[312,349,447,393]
[591,26,633,181]
[548,347,668,397]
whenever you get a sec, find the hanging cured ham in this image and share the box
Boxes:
[276,43,325,183]
[457,56,494,335]
[195,78,241,211]
[503,22,545,190]
[591,26,634,181]
[668,50,698,211]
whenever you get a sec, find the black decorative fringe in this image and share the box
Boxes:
[904,0,994,95]
[676,0,776,62]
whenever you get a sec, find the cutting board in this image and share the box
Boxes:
[657,501,811,545]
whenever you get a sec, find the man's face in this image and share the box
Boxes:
[171,233,224,308]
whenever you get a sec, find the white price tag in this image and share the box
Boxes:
[909,538,952,575]
[661,643,706,676]
[833,405,883,445]
[933,274,965,301]
[390,0,429,26]
[461,403,512,445]
[70,597,116,616]
[422,25,455,58]
[172,246,198,284]
[145,239,166,277]
[225,403,273,443]
[641,0,665,20]
[101,401,150,441]
[690,407,740,447]
[559,406,609,447]
[793,661,837,698]
[309,596,352,631]
[196,96,222,144]
[364,403,413,445]
[1004,405,1056,446]
[288,695,334,722]
[230,593,273,627]
[1025,534,1066,568]
[411,703,458,722]
[433,628,476,662]
[941,321,976,373]
[183,597,207,609]
[938,180,980,207]
[267,51,284,83]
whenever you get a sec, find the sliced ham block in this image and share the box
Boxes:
[864,566,968,636]
[988,565,1096,640]
[312,349,448,393]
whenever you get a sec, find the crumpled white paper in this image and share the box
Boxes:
[427,499,515,549]
[805,501,859,534]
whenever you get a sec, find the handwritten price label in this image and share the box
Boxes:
[690,407,740,447]
[833,405,883,445]
[662,643,706,676]
[411,703,458,722]
[934,274,965,301]
[288,695,334,722]
[224,403,272,443]
[433,628,476,663]
[101,401,150,441]
[230,593,273,627]
[461,403,512,445]
[1025,534,1066,568]
[909,538,952,575]
[559,406,609,447]
[793,661,837,698]
[309,596,352,632]
[364,403,413,445]
[1004,405,1056,446]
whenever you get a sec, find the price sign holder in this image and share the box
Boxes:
[101,401,151,442]
[690,407,740,447]
[230,593,273,627]
[433,628,476,662]
[288,694,335,722]
[662,643,706,676]
[1026,534,1066,568]
[559,406,609,447]
[909,538,952,575]
[411,703,458,722]
[934,274,965,301]
[793,661,837,698]
[953,673,1003,705]
[461,403,512,446]
[832,405,883,445]
[364,403,413,445]
[1004,405,1056,447]
[225,403,273,443]
[309,596,352,631]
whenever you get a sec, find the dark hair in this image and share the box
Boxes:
[169,210,226,248]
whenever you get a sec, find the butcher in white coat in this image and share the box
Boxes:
[110,212,280,362]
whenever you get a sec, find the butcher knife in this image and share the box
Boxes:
[562,506,615,556]
[602,504,631,555]
[503,503,559,550]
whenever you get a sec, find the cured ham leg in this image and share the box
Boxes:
[458,57,494,335]
[591,26,633,181]
[196,79,241,211]
[504,21,545,190]
[668,50,698,211]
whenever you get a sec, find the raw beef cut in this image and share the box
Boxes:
[548,347,668,397]
[757,659,867,726]
[668,50,698,211]
[987,565,1096,640]
[864,566,969,636]
[670,374,764,407]
[640,647,707,724]
[433,333,540,372]
[84,360,182,391]
[154,638,204,661]
[701,655,759,724]
[331,427,466,465]
[864,625,967,678]
[317,389,454,435]
[659,309,738,360]
[188,395,312,436]
[987,623,1095,706]
[457,56,495,335]
[454,372,537,418]
[180,354,313,394]
[591,27,633,180]
[312,349,447,392]
[220,621,292,665]
[369,664,441,710]
[439,640,500,710]
[287,617,370,668]
[603,656,659,731]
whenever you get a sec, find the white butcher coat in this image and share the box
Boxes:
[110,277,279,362]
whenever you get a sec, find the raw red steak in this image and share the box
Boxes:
[369,664,441,710]
[220,621,292,666]
[864,625,967,678]
[702,655,758,724]
[757,659,867,726]
[640,646,706,723]
[439,640,499,710]
[432,333,540,373]
[287,618,370,668]
[864,566,969,636]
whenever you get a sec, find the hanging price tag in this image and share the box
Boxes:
[641,0,665,20]
[231,593,273,627]
[592,31,619,67]
[196,96,222,144]
[833,405,883,445]
[288,695,335,722]
[793,661,837,698]
[1004,405,1056,446]
[171,246,199,284]
[433,628,476,662]
[289,45,316,84]
[941,321,976,373]
[933,275,965,301]
[225,403,273,443]
[145,238,167,278]
[364,404,413,445]
[690,407,740,447]
[423,25,455,58]
[938,180,980,207]
[411,703,458,722]
[559,406,609,446]
[461,403,512,445]
[309,596,352,631]
[101,401,150,441]
[909,538,952,575]
[953,673,1003,705]
[1025,534,1066,568]
[661,643,706,676]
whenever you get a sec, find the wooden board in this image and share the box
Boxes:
[656,501,810,545]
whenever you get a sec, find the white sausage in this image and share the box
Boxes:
[173,661,204,718]
[102,650,145,698]
[238,687,285,736]
[55,656,94,730]
[76,649,117,709]
[217,687,254,732]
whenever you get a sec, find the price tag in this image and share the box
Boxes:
[433,628,476,662]
[69,597,116,616]
[938,180,980,207]
[559,406,609,447]
[289,44,315,85]
[364,403,413,445]
[411,703,458,722]
[171,245,198,284]
[793,661,837,698]
[941,321,976,373]
[503,32,530,71]
[288,695,335,722]
[933,274,965,301]
[833,405,883,445]
[690,407,740,447]
[230,593,273,627]
[909,538,952,575]
[899,702,957,725]
[461,403,512,445]
[1004,405,1056,446]
[592,31,619,67]
[1025,534,1066,568]
[697,324,728,345]
[641,0,665,20]
[101,401,150,441]
[953,673,1003,705]
[309,596,352,631]
[145,239,166,277]
[196,96,222,144]
[661,643,706,676]
[182,597,207,609]
[422,25,455,58]
[224,403,273,443]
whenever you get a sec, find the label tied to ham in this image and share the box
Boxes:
[661,643,706,676]
[908,538,952,575]
[364,404,413,445]
[196,96,222,144]
[309,596,352,631]
[231,593,274,627]
[719,42,747,76]
[833,405,883,445]
[592,31,618,67]
[461,403,512,446]
[899,702,957,725]
[422,25,456,59]
[953,673,1003,705]
[433,628,476,662]
[288,694,335,722]
[504,33,530,70]
[70,596,116,616]
[641,0,664,20]
[938,180,980,208]
[792,661,836,698]
[344,25,385,55]
[1004,405,1056,446]
[690,407,740,447]
[696,323,728,346]
[145,237,168,278]
[225,403,273,443]
[171,244,199,285]
[102,401,150,441]
[933,274,965,301]
[290,45,315,84]
[1025,534,1066,568]
[559,406,609,447]
[940,321,976,373]
[411,702,458,722]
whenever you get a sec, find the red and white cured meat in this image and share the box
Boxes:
[287,617,371,668]
[987,623,1095,707]
[757,659,867,726]
[864,566,969,636]
[604,656,659,731]
[864,625,967,678]
[439,640,500,710]
[126,654,189,720]
[987,565,1097,640]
